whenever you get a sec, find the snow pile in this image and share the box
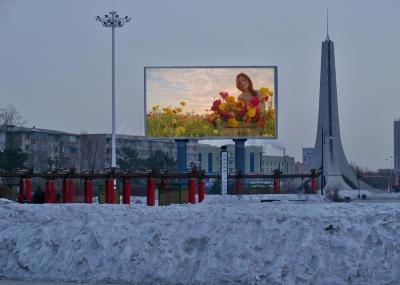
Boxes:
[1,196,400,284]
[338,189,400,200]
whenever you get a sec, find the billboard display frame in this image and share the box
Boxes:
[144,66,278,140]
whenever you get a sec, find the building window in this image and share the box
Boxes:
[250,152,255,173]
[198,153,202,163]
[208,152,213,173]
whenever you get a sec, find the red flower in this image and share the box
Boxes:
[219,91,229,100]
[211,99,222,111]
[250,96,260,108]
[227,111,235,119]
[238,107,247,117]
[264,95,269,102]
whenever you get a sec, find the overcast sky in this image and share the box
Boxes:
[1,0,399,170]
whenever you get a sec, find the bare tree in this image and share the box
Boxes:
[0,104,26,128]
[80,133,105,172]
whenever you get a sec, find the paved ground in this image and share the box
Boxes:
[0,281,111,285]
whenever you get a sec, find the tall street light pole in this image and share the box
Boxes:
[95,11,131,168]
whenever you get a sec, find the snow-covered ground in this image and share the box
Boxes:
[1,195,400,285]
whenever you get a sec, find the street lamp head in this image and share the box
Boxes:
[95,10,131,28]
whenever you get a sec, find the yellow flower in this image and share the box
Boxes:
[176,107,182,113]
[228,118,238,128]
[213,130,219,135]
[226,96,235,104]
[163,107,173,115]
[152,105,159,111]
[260,87,273,97]
[180,101,186,106]
[171,119,177,125]
[176,126,186,136]
[246,106,256,118]
[218,103,227,112]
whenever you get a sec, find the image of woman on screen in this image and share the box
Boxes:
[236,73,265,112]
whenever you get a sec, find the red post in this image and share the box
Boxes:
[235,178,242,195]
[104,179,109,203]
[25,178,32,202]
[198,179,205,203]
[62,178,67,203]
[188,177,196,204]
[45,179,50,203]
[311,169,317,194]
[108,179,115,204]
[67,178,74,203]
[147,177,155,206]
[87,179,93,204]
[18,177,24,203]
[122,179,131,205]
[49,180,56,203]
[273,170,280,194]
[84,179,88,203]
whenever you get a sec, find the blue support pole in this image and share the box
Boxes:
[176,139,189,172]
[233,139,246,175]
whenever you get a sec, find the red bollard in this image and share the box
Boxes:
[25,178,32,202]
[273,178,279,194]
[67,178,74,203]
[104,179,109,203]
[84,179,89,203]
[18,177,24,203]
[147,177,155,206]
[45,179,50,203]
[87,179,93,204]
[235,178,242,195]
[188,178,196,204]
[311,177,317,194]
[108,179,115,204]
[62,178,67,203]
[198,179,205,203]
[49,180,56,203]
[122,179,131,205]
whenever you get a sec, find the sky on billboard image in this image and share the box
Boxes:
[145,67,277,139]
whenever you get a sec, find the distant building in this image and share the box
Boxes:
[196,144,220,174]
[262,155,295,174]
[80,134,197,171]
[394,120,400,179]
[194,144,263,174]
[4,126,80,172]
[294,161,306,174]
[302,147,314,165]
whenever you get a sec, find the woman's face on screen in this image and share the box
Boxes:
[238,76,249,91]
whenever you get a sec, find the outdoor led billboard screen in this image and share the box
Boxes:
[145,66,277,139]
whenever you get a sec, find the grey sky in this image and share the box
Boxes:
[0,0,399,170]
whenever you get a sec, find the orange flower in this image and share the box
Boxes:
[226,95,235,104]
[228,118,238,128]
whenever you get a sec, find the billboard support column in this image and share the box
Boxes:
[233,139,247,179]
[176,139,189,172]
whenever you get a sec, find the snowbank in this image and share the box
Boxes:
[1,196,400,284]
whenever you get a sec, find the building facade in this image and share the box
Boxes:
[261,155,295,174]
[302,147,314,165]
[80,134,198,171]
[4,126,80,172]
[195,143,263,174]
[394,120,400,179]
